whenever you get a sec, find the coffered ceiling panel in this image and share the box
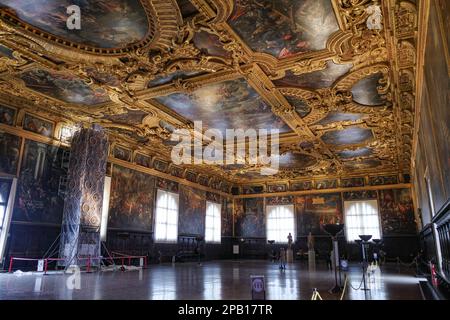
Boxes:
[0,0,150,49]
[321,127,374,146]
[337,147,374,159]
[20,69,111,106]
[153,78,291,134]
[228,0,339,58]
[274,61,353,89]
[351,73,387,106]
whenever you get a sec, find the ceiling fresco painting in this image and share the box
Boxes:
[316,112,364,126]
[0,0,149,49]
[278,152,317,169]
[176,0,199,19]
[274,61,353,89]
[20,69,110,106]
[228,0,339,58]
[0,0,419,189]
[284,96,311,118]
[102,109,149,126]
[148,71,204,88]
[154,78,291,134]
[193,31,233,58]
[321,127,374,146]
[344,159,382,170]
[351,73,386,106]
[337,147,374,159]
[0,44,12,58]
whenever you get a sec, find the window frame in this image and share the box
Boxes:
[266,204,296,244]
[0,179,12,230]
[154,189,179,243]
[205,201,221,243]
[343,199,382,243]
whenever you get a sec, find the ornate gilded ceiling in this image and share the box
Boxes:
[0,0,418,191]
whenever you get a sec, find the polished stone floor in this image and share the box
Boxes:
[0,260,423,300]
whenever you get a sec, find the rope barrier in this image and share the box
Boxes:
[8,254,148,274]
[340,275,348,300]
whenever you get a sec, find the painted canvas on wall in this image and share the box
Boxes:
[296,193,343,236]
[228,0,339,58]
[179,185,206,236]
[0,131,21,175]
[13,140,68,224]
[221,197,233,237]
[291,180,312,191]
[341,177,365,188]
[0,0,149,48]
[0,104,16,125]
[108,165,154,231]
[424,2,450,204]
[23,114,54,137]
[235,198,265,238]
[113,146,132,162]
[157,178,178,193]
[369,175,398,186]
[379,188,417,235]
[343,190,377,201]
[135,153,152,168]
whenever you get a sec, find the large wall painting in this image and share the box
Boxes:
[23,114,54,137]
[228,0,339,58]
[379,188,417,235]
[235,198,265,238]
[0,0,149,49]
[221,197,233,237]
[0,131,21,175]
[13,140,68,224]
[179,185,206,236]
[108,165,154,232]
[296,193,343,236]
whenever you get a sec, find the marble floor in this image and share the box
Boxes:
[0,260,423,300]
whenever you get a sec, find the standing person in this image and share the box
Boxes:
[325,250,332,271]
[279,248,286,270]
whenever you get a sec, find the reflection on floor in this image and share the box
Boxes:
[0,261,423,300]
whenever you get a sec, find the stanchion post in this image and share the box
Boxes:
[144,256,148,269]
[44,259,48,275]
[8,257,13,273]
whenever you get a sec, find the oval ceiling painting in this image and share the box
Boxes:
[0,0,149,49]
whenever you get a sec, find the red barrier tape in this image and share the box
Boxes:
[8,255,148,273]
